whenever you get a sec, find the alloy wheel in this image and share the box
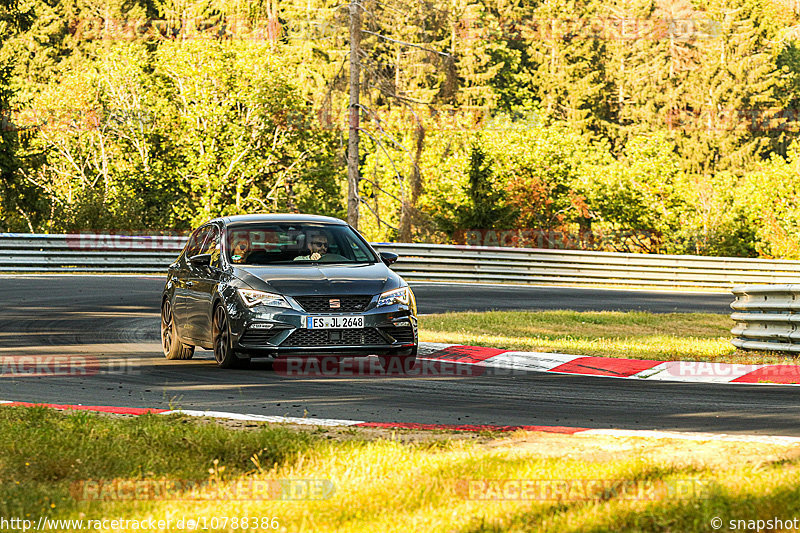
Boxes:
[213,306,229,365]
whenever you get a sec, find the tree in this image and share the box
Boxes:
[155,39,342,227]
[437,138,514,235]
[584,132,685,253]
[0,0,37,231]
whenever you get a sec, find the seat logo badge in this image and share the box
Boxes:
[329,299,341,309]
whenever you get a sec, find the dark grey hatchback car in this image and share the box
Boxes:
[160,214,418,371]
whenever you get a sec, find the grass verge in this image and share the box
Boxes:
[1,407,800,532]
[419,310,798,365]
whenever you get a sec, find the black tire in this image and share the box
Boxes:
[212,304,246,369]
[161,299,194,360]
[378,353,417,374]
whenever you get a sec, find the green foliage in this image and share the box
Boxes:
[11,36,343,231]
[585,133,685,252]
[154,39,340,227]
[3,0,800,258]
[456,139,514,230]
[736,147,800,259]
[489,117,608,231]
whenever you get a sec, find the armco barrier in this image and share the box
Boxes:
[0,233,187,273]
[2,234,800,289]
[383,244,800,288]
[731,285,800,352]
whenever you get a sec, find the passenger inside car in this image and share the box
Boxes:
[230,237,250,263]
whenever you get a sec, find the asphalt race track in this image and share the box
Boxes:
[3,275,800,436]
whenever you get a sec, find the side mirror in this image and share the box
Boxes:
[380,251,398,266]
[188,253,212,267]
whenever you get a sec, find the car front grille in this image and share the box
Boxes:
[281,328,386,347]
[293,295,373,313]
[378,326,416,344]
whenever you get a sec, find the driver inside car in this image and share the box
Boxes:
[294,231,330,261]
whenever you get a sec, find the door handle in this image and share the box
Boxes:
[186,281,194,287]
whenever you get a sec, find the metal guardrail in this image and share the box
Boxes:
[730,285,800,352]
[0,233,187,273]
[383,244,800,288]
[2,233,800,290]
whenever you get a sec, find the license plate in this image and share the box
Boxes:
[306,316,364,329]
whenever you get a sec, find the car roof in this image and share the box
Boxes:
[215,214,348,226]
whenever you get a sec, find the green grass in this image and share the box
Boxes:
[419,310,799,365]
[0,407,319,517]
[2,407,800,532]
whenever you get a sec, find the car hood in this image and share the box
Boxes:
[233,263,402,296]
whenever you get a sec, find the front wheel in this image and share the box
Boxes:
[161,299,194,360]
[212,305,247,369]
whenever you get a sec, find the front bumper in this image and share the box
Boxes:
[228,300,417,358]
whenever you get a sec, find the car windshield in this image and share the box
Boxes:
[225,223,378,265]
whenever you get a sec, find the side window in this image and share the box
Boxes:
[202,226,221,266]
[185,227,209,259]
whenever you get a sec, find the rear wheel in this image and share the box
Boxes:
[213,305,248,368]
[161,299,194,360]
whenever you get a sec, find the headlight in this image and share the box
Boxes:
[237,288,291,308]
[377,287,412,307]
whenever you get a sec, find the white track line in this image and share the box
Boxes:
[160,410,364,426]
[5,400,800,444]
